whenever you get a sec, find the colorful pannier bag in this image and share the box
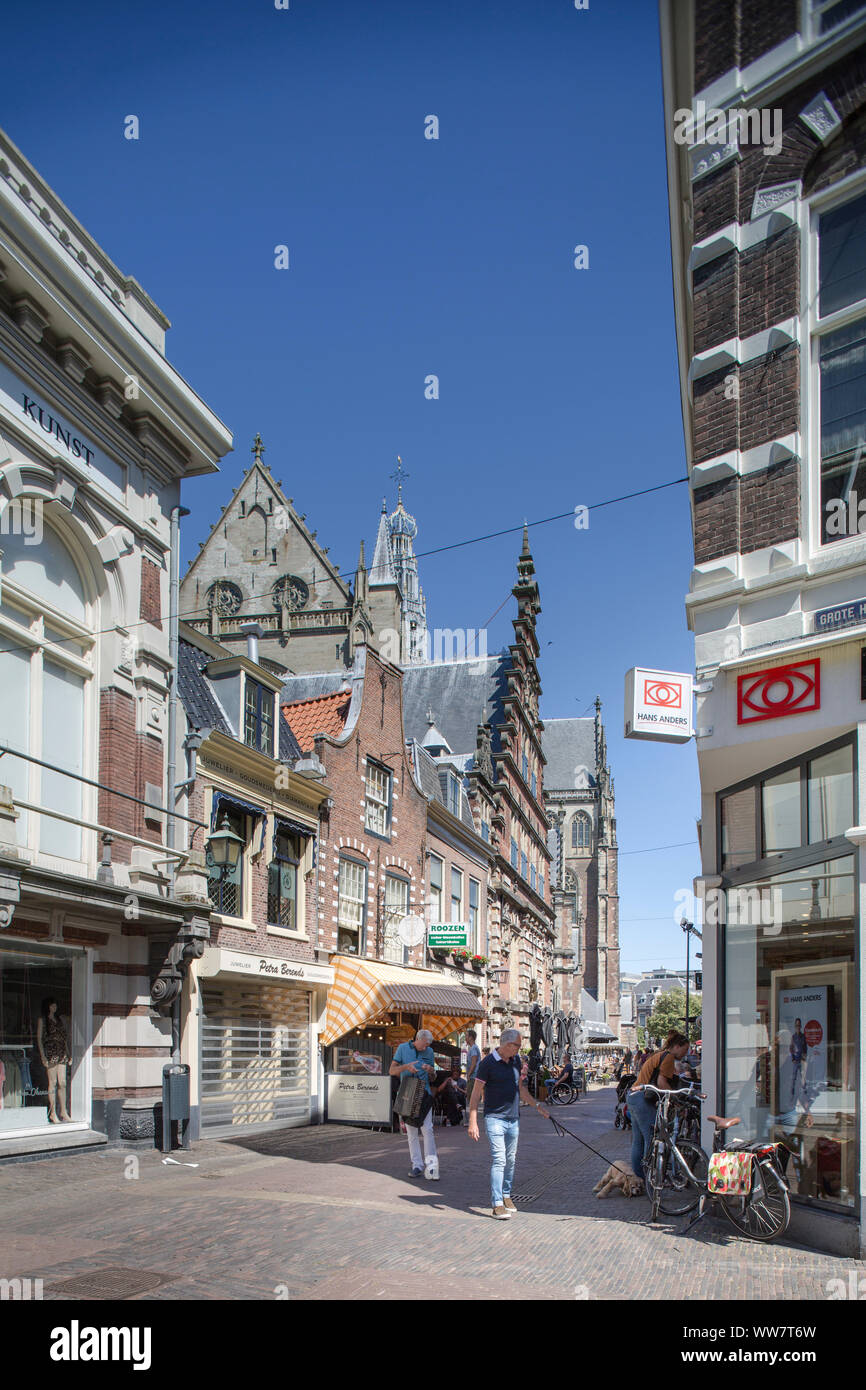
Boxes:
[708,1150,754,1195]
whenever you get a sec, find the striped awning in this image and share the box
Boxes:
[321,955,485,1046]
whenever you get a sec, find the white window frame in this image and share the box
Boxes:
[0,550,96,872]
[383,873,409,963]
[806,172,866,557]
[338,857,367,953]
[468,877,480,953]
[364,761,392,837]
[450,866,463,923]
[807,0,866,41]
[429,853,444,921]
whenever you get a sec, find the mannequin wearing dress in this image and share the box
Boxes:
[37,999,71,1123]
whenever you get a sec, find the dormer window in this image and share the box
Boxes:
[244,677,275,756]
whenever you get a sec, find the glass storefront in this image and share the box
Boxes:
[0,942,88,1133]
[720,737,858,1212]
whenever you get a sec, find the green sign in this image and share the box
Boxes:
[428,923,468,948]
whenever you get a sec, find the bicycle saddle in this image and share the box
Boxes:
[707,1114,741,1128]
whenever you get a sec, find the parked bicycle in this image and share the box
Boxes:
[643,1084,791,1242]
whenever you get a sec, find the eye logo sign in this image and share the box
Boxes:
[643,679,682,709]
[737,659,820,725]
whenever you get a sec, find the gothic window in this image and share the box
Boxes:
[272,574,310,612]
[572,813,591,851]
[245,504,267,560]
[206,580,243,617]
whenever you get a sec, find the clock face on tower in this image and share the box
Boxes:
[272,574,310,611]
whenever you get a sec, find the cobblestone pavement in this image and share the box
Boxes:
[0,1086,861,1301]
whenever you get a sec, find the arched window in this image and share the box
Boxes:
[571,812,591,851]
[0,519,93,861]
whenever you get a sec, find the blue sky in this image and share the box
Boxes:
[4,0,702,976]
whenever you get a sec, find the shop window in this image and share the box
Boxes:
[468,878,480,953]
[721,785,758,869]
[268,828,299,929]
[808,744,854,842]
[383,874,409,963]
[338,858,367,954]
[724,857,857,1210]
[0,942,86,1132]
[0,523,92,860]
[244,678,275,756]
[450,866,463,923]
[429,853,443,920]
[364,761,392,837]
[762,767,801,855]
[817,190,866,545]
[207,809,246,916]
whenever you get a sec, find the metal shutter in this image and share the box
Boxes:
[200,981,311,1134]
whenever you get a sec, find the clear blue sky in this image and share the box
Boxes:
[4,0,701,976]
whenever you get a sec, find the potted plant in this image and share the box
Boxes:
[430,946,453,964]
[470,954,487,972]
[453,948,471,967]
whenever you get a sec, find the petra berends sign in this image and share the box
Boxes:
[624,667,694,743]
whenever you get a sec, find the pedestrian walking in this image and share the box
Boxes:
[628,1030,689,1188]
[389,1029,439,1180]
[467,1027,549,1219]
[464,1029,481,1095]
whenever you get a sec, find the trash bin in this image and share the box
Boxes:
[161,1063,191,1152]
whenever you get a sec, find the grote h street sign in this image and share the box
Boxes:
[428,923,468,948]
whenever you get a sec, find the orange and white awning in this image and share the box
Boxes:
[321,955,484,1046]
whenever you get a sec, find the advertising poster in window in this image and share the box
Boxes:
[775,985,827,1111]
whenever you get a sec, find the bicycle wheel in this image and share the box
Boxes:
[657,1141,709,1216]
[646,1142,665,1222]
[721,1160,791,1242]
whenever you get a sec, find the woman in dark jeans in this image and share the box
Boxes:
[629,1031,690,1187]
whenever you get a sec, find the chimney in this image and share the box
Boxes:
[240,621,264,664]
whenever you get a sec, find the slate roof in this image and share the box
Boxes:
[283,690,352,752]
[401,655,510,758]
[410,740,476,830]
[541,718,598,790]
[178,639,233,737]
[178,637,302,762]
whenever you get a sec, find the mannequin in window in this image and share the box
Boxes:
[37,997,71,1123]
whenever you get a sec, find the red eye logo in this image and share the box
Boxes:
[643,680,682,709]
[737,659,820,725]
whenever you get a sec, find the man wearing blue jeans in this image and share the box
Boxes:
[467,1027,548,1219]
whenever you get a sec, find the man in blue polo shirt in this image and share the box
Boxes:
[390,1028,439,1180]
[467,1027,548,1219]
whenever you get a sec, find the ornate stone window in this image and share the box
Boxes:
[206,580,243,617]
[272,574,309,611]
[572,812,591,852]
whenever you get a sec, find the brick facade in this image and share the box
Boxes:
[98,689,164,862]
[139,555,163,629]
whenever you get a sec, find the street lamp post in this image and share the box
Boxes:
[206,814,244,911]
[680,917,702,1041]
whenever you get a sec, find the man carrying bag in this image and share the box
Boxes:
[390,1029,439,1180]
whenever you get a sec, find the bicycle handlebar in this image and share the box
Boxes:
[639,1083,707,1100]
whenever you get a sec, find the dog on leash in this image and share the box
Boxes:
[593,1161,643,1198]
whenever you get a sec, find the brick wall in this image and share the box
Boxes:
[312,649,428,964]
[739,344,799,450]
[738,228,799,337]
[140,556,163,629]
[694,0,800,94]
[693,476,739,562]
[694,366,738,463]
[98,689,164,863]
[740,459,799,552]
[693,250,737,353]
[739,0,798,68]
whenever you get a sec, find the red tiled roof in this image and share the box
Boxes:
[282,691,351,752]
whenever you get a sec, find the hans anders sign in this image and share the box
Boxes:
[624,667,694,743]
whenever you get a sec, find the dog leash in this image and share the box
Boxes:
[547,1114,622,1169]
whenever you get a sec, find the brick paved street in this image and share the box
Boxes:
[1,1086,861,1301]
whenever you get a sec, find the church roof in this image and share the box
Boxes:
[541,718,598,790]
[401,655,510,758]
[282,689,352,752]
[369,503,396,587]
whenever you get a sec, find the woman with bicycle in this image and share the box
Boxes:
[629,1031,690,1190]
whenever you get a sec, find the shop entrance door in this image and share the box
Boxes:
[200,981,311,1135]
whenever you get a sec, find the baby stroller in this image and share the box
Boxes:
[614,1073,636,1130]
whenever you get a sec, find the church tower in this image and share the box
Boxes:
[365,459,427,665]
